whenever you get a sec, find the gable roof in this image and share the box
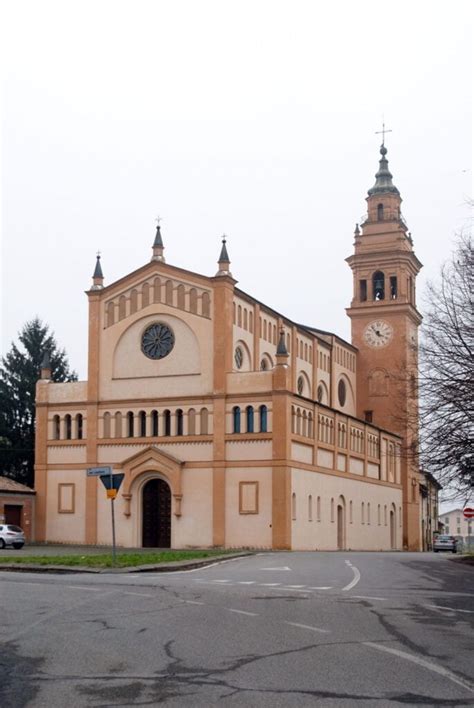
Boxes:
[0,476,36,494]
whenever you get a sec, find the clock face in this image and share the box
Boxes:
[141,323,175,360]
[363,320,393,348]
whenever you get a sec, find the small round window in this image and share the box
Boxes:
[338,379,347,407]
[297,375,304,395]
[234,346,243,369]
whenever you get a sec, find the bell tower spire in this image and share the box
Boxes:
[346,138,423,551]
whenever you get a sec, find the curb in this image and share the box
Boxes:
[0,551,254,575]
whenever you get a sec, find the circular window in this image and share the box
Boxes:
[141,323,175,360]
[234,346,243,369]
[297,375,304,395]
[338,379,347,407]
[260,358,268,371]
[317,384,324,403]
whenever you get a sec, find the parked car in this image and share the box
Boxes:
[0,524,25,549]
[433,534,459,553]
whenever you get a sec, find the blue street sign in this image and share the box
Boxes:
[87,466,112,477]
[99,473,125,492]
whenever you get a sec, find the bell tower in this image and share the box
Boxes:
[346,140,423,550]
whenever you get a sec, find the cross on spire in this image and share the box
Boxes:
[155,215,162,225]
[375,120,392,146]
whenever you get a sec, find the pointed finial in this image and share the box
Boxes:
[91,251,104,289]
[276,328,289,356]
[215,235,232,277]
[368,139,400,197]
[151,217,165,262]
[354,223,360,236]
[40,350,52,379]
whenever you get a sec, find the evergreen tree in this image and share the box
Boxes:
[0,318,77,486]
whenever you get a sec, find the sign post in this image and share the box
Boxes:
[89,469,125,566]
[463,507,474,551]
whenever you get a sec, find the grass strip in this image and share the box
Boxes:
[0,549,238,568]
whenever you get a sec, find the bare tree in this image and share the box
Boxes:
[418,233,473,498]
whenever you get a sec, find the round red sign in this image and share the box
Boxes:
[462,507,474,519]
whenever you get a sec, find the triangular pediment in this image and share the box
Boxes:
[121,445,183,473]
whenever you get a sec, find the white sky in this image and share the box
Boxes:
[1,0,472,510]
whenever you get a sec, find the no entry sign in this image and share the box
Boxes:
[463,507,474,519]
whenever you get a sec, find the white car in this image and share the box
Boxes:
[0,524,25,549]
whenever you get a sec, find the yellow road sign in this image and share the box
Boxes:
[106,489,117,499]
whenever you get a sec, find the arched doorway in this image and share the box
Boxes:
[142,478,171,548]
[337,498,345,550]
[390,506,396,549]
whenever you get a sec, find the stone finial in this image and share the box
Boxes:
[40,350,52,380]
[215,235,232,277]
[151,219,165,262]
[91,252,104,290]
[354,223,360,236]
[276,328,289,357]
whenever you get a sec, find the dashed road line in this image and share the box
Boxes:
[426,604,474,614]
[309,586,333,590]
[227,609,259,617]
[342,560,361,591]
[123,591,154,598]
[260,583,281,587]
[185,600,205,605]
[364,642,474,693]
[285,621,330,634]
[67,586,102,592]
[351,595,387,601]
[237,581,256,585]
[286,584,306,588]
[213,579,232,583]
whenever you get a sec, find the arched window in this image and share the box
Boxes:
[331,498,335,523]
[296,409,301,435]
[292,492,297,521]
[377,504,381,525]
[103,412,111,438]
[139,410,146,437]
[243,309,248,330]
[349,500,353,524]
[249,311,253,333]
[165,280,173,305]
[377,203,384,221]
[297,375,304,395]
[201,292,210,317]
[119,295,126,320]
[373,271,385,301]
[317,496,321,521]
[246,406,254,433]
[75,413,83,440]
[130,289,138,314]
[53,415,60,440]
[163,410,171,436]
[188,408,196,435]
[200,407,209,435]
[338,379,346,407]
[308,412,313,438]
[308,494,313,522]
[153,277,161,303]
[367,502,371,525]
[177,284,185,309]
[64,414,72,440]
[127,411,134,438]
[302,410,307,437]
[189,288,197,313]
[176,409,184,436]
[232,406,241,433]
[361,502,365,524]
[259,405,268,433]
[238,305,242,327]
[384,505,388,526]
[114,412,122,438]
[142,282,150,308]
[107,301,115,326]
[151,410,158,436]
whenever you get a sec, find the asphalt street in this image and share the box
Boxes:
[1,552,473,707]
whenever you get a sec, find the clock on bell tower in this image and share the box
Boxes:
[346,139,423,550]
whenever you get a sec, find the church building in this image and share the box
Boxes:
[34,144,423,551]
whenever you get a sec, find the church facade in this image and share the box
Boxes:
[34,145,423,551]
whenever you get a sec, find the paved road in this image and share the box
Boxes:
[1,552,473,706]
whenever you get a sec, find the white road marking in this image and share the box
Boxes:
[342,560,361,591]
[364,642,474,693]
[351,595,387,601]
[260,583,281,587]
[309,586,333,590]
[213,579,231,583]
[285,621,330,634]
[286,584,306,588]
[66,586,102,591]
[123,591,154,597]
[227,609,259,617]
[237,581,256,585]
[185,600,204,605]
[426,604,474,614]
[261,567,291,571]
